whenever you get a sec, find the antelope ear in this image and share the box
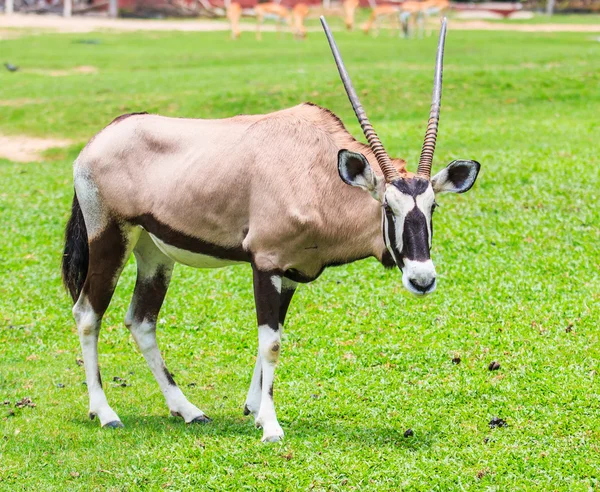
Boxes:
[432,160,481,194]
[338,150,382,200]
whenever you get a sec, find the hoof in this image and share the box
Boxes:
[103,420,124,429]
[243,404,251,416]
[261,433,284,443]
[89,412,96,421]
[189,415,212,424]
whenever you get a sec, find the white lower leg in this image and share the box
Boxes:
[255,324,283,442]
[74,298,121,427]
[244,351,262,418]
[130,320,206,422]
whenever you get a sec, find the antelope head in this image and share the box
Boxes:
[321,17,480,296]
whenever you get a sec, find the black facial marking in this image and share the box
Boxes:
[391,177,429,196]
[383,205,402,267]
[402,208,430,262]
[380,250,395,269]
[163,367,177,386]
[381,177,434,266]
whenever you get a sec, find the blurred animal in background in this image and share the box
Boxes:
[254,2,292,40]
[363,0,449,37]
[292,3,310,38]
[362,3,402,36]
[227,1,309,40]
[4,62,19,72]
[342,0,360,30]
[226,1,242,39]
[401,0,449,37]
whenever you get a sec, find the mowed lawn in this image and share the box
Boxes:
[0,24,599,490]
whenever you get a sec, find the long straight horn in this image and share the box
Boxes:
[320,16,400,183]
[417,17,448,179]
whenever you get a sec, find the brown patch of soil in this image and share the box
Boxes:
[26,65,98,77]
[0,98,40,107]
[0,133,72,162]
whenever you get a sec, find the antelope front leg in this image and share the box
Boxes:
[244,276,296,422]
[248,266,296,442]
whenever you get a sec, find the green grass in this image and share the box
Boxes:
[1,26,599,490]
[492,13,600,24]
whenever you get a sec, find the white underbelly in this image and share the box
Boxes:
[148,233,243,269]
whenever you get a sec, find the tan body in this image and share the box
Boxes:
[77,104,400,279]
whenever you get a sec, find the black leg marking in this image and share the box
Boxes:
[132,265,170,324]
[251,264,286,441]
[252,265,283,330]
[278,284,297,327]
[402,207,430,262]
[97,368,102,387]
[84,221,129,315]
[163,367,176,386]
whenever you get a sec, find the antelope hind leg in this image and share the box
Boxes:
[125,231,210,424]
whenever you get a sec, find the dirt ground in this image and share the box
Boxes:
[0,13,599,34]
[0,134,72,162]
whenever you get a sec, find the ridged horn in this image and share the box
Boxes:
[320,16,400,183]
[417,17,448,179]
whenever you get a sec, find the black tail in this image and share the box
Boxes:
[62,192,89,303]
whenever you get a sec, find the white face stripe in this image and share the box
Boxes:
[384,186,412,257]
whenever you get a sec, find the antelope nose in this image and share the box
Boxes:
[409,277,436,293]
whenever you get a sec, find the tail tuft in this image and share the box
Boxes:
[62,192,89,303]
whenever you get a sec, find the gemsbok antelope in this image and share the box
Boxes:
[62,17,480,442]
